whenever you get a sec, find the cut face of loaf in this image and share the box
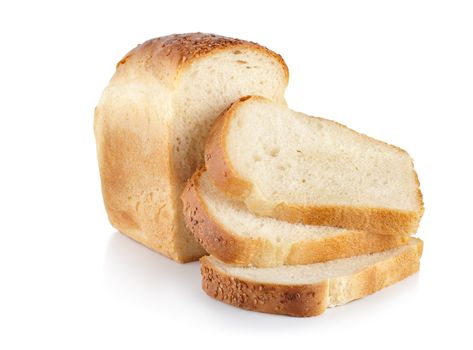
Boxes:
[94,34,288,262]
[205,96,423,235]
[182,167,408,267]
[201,238,423,317]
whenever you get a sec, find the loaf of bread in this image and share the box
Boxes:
[201,238,423,317]
[205,96,424,235]
[182,167,408,267]
[94,34,288,262]
[95,34,423,318]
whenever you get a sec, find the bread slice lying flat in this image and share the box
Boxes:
[182,167,408,267]
[205,96,423,235]
[201,238,422,317]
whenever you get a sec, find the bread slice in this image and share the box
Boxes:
[205,96,423,235]
[201,238,422,317]
[94,34,288,262]
[182,167,408,267]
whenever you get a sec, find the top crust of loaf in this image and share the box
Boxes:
[113,33,289,88]
[204,96,424,235]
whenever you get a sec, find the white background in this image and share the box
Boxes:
[1,0,472,349]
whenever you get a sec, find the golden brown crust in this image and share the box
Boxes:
[204,96,255,199]
[286,231,408,265]
[200,257,328,317]
[115,33,289,88]
[182,167,409,267]
[200,238,423,317]
[94,93,190,262]
[204,96,423,236]
[329,238,422,306]
[272,203,422,235]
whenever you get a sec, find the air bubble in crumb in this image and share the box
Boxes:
[266,147,280,157]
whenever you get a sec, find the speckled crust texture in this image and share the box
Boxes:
[182,167,409,267]
[95,34,288,263]
[114,33,289,88]
[200,239,423,317]
[204,96,424,236]
[200,257,328,317]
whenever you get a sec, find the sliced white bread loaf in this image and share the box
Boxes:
[182,167,408,267]
[94,34,288,262]
[205,96,423,236]
[201,238,423,317]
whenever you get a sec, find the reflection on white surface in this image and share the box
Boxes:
[103,232,201,298]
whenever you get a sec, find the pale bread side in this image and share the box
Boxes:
[201,238,423,317]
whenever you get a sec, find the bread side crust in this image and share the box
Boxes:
[94,84,186,262]
[204,96,424,236]
[200,239,423,317]
[182,167,409,267]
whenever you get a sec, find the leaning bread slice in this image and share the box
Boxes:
[182,167,408,267]
[205,96,423,235]
[201,238,422,317]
